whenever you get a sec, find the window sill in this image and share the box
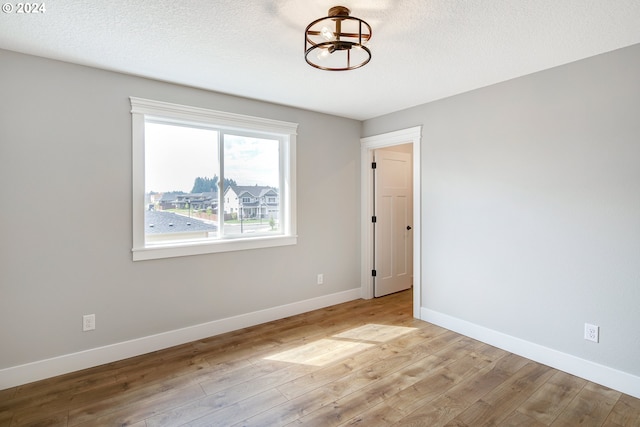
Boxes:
[132,235,297,261]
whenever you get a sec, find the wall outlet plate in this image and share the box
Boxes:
[584,323,599,343]
[83,314,96,331]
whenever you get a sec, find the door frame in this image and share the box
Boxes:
[360,126,422,319]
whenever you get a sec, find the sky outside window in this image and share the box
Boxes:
[145,122,279,192]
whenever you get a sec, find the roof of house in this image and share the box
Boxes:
[145,210,217,234]
[229,186,278,198]
[159,191,218,203]
[158,192,185,202]
[177,191,218,198]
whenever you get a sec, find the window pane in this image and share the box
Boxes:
[144,122,220,243]
[131,97,297,260]
[223,134,280,237]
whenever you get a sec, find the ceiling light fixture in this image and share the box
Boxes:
[304,6,372,71]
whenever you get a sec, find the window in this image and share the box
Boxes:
[131,97,297,261]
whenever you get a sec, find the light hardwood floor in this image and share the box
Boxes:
[1,289,639,426]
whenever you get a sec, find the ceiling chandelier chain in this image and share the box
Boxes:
[304,5,372,71]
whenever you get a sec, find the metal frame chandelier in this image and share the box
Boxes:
[304,6,372,71]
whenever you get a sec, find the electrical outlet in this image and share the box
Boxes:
[83,314,96,332]
[584,323,599,343]
[317,273,324,285]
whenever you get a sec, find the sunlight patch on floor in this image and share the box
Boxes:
[333,324,416,342]
[264,339,374,366]
[264,324,417,366]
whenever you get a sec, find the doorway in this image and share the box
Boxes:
[360,126,422,319]
[373,146,413,297]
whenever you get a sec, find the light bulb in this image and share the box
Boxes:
[317,47,331,60]
[320,26,335,41]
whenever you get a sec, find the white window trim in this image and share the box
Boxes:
[130,97,298,261]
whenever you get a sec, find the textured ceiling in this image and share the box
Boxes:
[1,0,639,120]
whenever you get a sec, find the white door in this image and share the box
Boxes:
[373,149,413,297]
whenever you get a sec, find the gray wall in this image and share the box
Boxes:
[363,43,640,376]
[0,49,361,369]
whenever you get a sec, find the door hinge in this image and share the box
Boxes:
[371,161,377,169]
[372,269,377,277]
[372,216,377,223]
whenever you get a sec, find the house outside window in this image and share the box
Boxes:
[131,97,298,261]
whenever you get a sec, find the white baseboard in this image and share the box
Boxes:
[0,288,361,390]
[421,307,640,399]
